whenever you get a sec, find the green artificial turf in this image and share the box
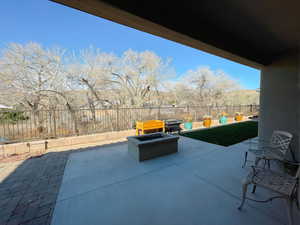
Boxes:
[180,121,258,146]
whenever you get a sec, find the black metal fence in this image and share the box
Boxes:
[0,105,259,142]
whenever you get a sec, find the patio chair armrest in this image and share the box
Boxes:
[270,160,300,179]
[247,139,270,149]
[248,145,272,153]
[282,160,300,166]
[260,146,277,153]
[265,158,300,166]
[250,138,269,144]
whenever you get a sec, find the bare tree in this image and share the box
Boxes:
[165,82,194,106]
[0,43,68,126]
[182,67,241,106]
[66,47,116,129]
[0,42,259,137]
[67,48,173,108]
[108,49,172,107]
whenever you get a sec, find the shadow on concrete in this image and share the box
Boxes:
[0,141,126,225]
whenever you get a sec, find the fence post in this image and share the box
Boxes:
[70,109,79,136]
[158,106,161,120]
[53,111,57,138]
[116,107,119,131]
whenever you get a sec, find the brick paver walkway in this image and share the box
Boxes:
[0,152,70,225]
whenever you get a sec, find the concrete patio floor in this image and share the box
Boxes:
[51,136,299,225]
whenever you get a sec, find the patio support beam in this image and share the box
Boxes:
[259,52,300,161]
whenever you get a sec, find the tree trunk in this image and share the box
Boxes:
[66,103,79,136]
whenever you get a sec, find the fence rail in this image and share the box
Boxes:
[0,105,259,142]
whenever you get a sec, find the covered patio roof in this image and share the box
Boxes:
[52,0,300,69]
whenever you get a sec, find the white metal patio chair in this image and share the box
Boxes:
[238,162,300,225]
[242,130,293,168]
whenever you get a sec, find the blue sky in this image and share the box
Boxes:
[0,0,260,89]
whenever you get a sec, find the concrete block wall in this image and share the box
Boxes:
[1,130,136,158]
[1,117,253,160]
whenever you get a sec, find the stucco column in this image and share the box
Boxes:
[259,52,300,161]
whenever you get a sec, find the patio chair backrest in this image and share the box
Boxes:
[269,130,293,155]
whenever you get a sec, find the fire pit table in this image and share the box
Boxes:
[127,132,179,161]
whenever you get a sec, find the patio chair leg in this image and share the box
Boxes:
[238,182,249,210]
[254,157,261,166]
[263,159,268,168]
[242,151,248,168]
[267,159,271,168]
[285,198,294,225]
[295,192,300,210]
[251,184,257,194]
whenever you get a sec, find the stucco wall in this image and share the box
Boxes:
[259,52,300,161]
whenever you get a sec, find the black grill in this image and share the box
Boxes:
[164,119,182,134]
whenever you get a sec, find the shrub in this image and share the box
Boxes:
[0,111,29,124]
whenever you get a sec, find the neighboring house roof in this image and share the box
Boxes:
[0,104,13,109]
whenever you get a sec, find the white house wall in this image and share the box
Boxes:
[259,52,300,161]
